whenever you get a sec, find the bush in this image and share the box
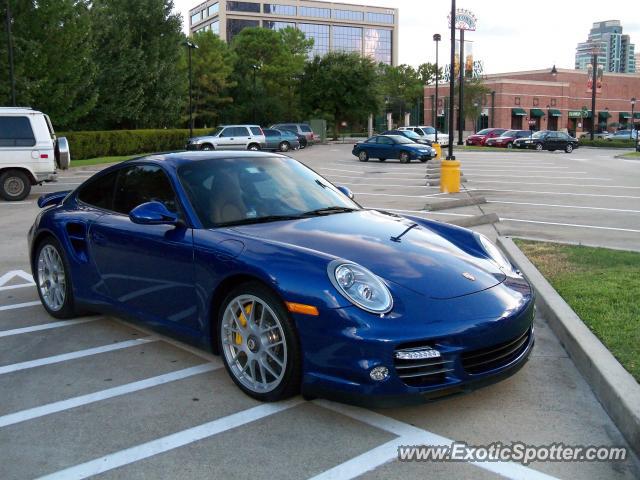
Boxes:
[578,138,636,148]
[58,128,211,160]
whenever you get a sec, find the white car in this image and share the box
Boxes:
[398,126,449,146]
[186,125,266,151]
[0,107,70,201]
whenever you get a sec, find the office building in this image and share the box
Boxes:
[575,20,636,73]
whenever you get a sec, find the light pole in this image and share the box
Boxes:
[5,0,16,106]
[589,47,600,141]
[631,97,636,140]
[457,27,465,146]
[433,33,441,143]
[447,0,456,160]
[251,63,261,124]
[184,40,198,138]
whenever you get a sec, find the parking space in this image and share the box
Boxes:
[0,148,639,479]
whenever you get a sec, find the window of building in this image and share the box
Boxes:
[227,18,260,42]
[299,6,330,18]
[263,4,296,16]
[514,97,520,105]
[191,11,203,25]
[366,12,394,24]
[299,23,330,57]
[264,21,296,31]
[332,9,364,22]
[550,98,557,106]
[364,28,392,65]
[227,1,260,13]
[210,20,220,35]
[533,97,539,106]
[333,26,363,54]
[0,116,36,147]
[208,3,219,17]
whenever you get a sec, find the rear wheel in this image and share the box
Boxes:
[507,142,514,149]
[299,138,307,149]
[535,143,543,151]
[379,158,386,162]
[201,144,214,151]
[278,141,290,152]
[358,151,369,162]
[565,144,574,153]
[34,237,77,319]
[248,143,261,151]
[399,151,410,163]
[0,169,31,201]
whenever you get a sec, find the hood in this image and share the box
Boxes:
[229,210,505,299]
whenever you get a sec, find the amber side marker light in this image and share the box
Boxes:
[285,302,319,316]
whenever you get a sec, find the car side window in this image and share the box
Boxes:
[233,127,250,136]
[365,137,377,143]
[378,137,393,145]
[264,129,276,137]
[77,170,120,210]
[299,125,312,133]
[250,127,262,136]
[283,124,297,132]
[425,127,436,134]
[219,128,232,138]
[113,165,179,215]
[0,116,36,147]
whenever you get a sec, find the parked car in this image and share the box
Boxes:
[353,135,436,163]
[0,107,70,201]
[484,130,532,148]
[186,125,265,151]
[381,129,432,145]
[607,130,638,141]
[513,131,579,152]
[398,126,449,146]
[578,131,611,140]
[270,123,317,148]
[465,128,507,146]
[29,151,534,405]
[262,129,300,152]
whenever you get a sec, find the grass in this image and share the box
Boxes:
[619,151,640,158]
[70,154,149,168]
[514,239,640,382]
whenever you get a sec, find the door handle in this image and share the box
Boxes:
[91,232,107,245]
[230,138,235,140]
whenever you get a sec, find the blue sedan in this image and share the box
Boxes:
[353,135,435,163]
[29,152,534,406]
[262,128,300,152]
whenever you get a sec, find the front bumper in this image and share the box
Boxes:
[410,151,434,160]
[186,143,201,151]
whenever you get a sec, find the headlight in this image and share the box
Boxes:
[477,234,512,271]
[328,260,393,314]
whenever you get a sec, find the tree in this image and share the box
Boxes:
[303,52,379,139]
[457,76,491,130]
[190,31,236,128]
[0,0,97,129]
[377,64,423,121]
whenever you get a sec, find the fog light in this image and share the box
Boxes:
[369,366,389,381]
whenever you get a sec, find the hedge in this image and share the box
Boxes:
[58,128,211,160]
[578,138,637,148]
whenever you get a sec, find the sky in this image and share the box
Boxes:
[173,0,640,74]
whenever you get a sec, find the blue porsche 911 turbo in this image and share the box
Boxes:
[29,151,534,406]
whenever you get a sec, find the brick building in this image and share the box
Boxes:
[424,68,640,137]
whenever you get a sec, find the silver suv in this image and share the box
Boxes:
[186,125,266,151]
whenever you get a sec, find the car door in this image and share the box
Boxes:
[87,164,199,330]
[217,127,236,150]
[377,136,397,159]
[263,129,278,150]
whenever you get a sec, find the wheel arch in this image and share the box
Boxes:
[0,166,38,185]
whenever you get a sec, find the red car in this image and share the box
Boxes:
[465,128,507,146]
[485,130,532,148]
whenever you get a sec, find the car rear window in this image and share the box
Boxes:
[299,125,312,133]
[0,116,36,147]
[250,127,262,136]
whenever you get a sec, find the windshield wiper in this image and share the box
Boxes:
[302,206,358,217]
[216,215,304,227]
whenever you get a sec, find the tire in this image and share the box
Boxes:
[565,144,574,153]
[379,158,386,162]
[248,143,261,151]
[535,143,543,151]
[278,141,290,152]
[419,158,428,163]
[399,151,410,163]
[201,144,214,151]
[358,151,369,162]
[217,282,301,402]
[299,138,307,149]
[507,142,513,149]
[34,237,77,319]
[0,169,31,201]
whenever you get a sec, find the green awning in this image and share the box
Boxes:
[548,109,562,117]
[568,110,582,118]
[634,112,640,119]
[530,108,545,118]
[511,108,527,116]
[598,111,611,118]
[619,112,631,119]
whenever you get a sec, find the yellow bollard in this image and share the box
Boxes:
[432,142,442,159]
[440,160,461,193]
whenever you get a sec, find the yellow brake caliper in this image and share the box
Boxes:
[234,303,252,345]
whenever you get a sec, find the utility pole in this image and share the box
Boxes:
[5,0,16,106]
[433,33,441,143]
[446,0,456,160]
[590,48,599,141]
[457,28,464,145]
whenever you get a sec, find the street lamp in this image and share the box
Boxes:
[184,39,198,138]
[447,0,456,160]
[433,33,441,143]
[589,46,601,141]
[5,0,16,106]
[251,63,262,124]
[631,97,636,140]
[550,65,558,77]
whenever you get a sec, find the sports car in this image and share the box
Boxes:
[29,152,534,406]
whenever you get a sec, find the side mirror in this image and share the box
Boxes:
[337,186,354,200]
[129,201,179,225]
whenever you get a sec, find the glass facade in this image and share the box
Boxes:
[208,3,219,17]
[211,20,220,35]
[264,4,297,16]
[299,23,330,57]
[227,18,260,42]
[364,28,392,64]
[332,26,363,54]
[332,9,364,21]
[191,11,202,25]
[366,12,394,24]
[264,21,296,31]
[227,1,260,13]
[299,6,330,18]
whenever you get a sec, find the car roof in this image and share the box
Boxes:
[0,107,44,115]
[219,124,261,128]
[115,151,287,170]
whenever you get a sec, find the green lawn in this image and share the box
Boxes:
[515,239,640,382]
[70,154,147,168]
[620,151,640,158]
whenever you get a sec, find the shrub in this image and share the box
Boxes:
[58,129,211,160]
[578,138,636,148]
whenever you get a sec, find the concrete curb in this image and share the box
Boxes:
[448,212,499,227]
[497,236,640,457]
[425,196,487,211]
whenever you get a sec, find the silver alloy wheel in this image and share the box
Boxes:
[279,142,290,152]
[507,142,513,149]
[535,143,543,151]
[37,245,66,311]
[249,144,260,151]
[3,175,25,198]
[221,294,287,393]
[566,144,573,153]
[358,151,368,161]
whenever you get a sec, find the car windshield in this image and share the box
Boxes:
[208,127,223,137]
[476,128,492,135]
[178,156,360,228]
[390,135,414,144]
[500,130,517,137]
[531,131,546,139]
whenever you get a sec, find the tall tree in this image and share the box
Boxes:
[0,0,97,129]
[303,52,379,139]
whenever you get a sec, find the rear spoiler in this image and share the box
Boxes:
[37,191,71,208]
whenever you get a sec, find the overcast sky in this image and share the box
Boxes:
[173,0,640,74]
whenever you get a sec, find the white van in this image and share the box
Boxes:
[0,107,70,201]
[398,126,449,146]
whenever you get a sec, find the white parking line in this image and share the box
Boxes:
[469,180,640,189]
[0,201,33,206]
[0,301,42,312]
[352,192,433,199]
[466,174,610,181]
[489,200,640,214]
[466,188,640,200]
[0,338,156,375]
[37,398,304,480]
[501,218,640,234]
[0,318,96,338]
[340,182,432,189]
[369,207,472,218]
[328,175,427,183]
[0,363,220,428]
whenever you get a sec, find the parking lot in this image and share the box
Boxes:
[1,146,639,479]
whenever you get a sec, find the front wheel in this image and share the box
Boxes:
[535,143,543,151]
[248,143,261,151]
[0,170,31,201]
[35,237,77,319]
[399,151,410,163]
[379,158,386,162]
[218,283,301,401]
[358,151,369,162]
[299,138,307,149]
[565,144,574,153]
[278,141,290,152]
[507,142,514,149]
